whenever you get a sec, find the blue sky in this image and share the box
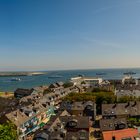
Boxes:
[1,0,140,71]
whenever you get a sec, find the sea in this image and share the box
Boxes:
[1,68,140,92]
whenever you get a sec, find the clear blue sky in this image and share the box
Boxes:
[1,0,140,71]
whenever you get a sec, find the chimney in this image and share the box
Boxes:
[112,103,117,108]
[132,101,137,107]
[125,102,130,108]
[112,136,115,140]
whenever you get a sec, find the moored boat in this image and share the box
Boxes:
[11,78,21,81]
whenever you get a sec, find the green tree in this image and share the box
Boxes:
[118,96,136,103]
[0,122,17,140]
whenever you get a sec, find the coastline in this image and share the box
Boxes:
[0,68,139,92]
[0,72,46,77]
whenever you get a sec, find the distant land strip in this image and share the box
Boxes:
[0,72,46,77]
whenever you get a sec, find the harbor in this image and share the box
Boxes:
[0,68,140,92]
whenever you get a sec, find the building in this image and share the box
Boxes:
[43,86,79,106]
[102,101,140,119]
[14,88,34,99]
[100,118,128,132]
[49,82,64,91]
[32,86,48,95]
[71,76,103,87]
[2,103,55,139]
[122,75,138,85]
[60,101,96,121]
[34,116,90,140]
[102,128,140,140]
[115,85,140,100]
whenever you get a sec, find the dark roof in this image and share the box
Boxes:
[56,82,64,87]
[116,85,140,90]
[43,110,70,130]
[60,101,95,111]
[102,101,140,117]
[14,88,33,95]
[100,118,128,131]
[34,132,49,140]
[59,116,89,129]
[34,129,89,140]
[49,83,58,89]
[66,130,89,140]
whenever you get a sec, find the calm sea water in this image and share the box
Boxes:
[1,68,140,92]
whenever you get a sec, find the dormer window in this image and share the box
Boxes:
[85,105,93,110]
[33,108,39,114]
[25,111,33,117]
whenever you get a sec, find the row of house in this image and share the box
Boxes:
[100,101,140,140]
[33,100,97,140]
[14,85,48,99]
[97,76,140,140]
[4,75,140,140]
[34,110,90,140]
[1,100,55,139]
[60,101,96,121]
[1,82,82,139]
[33,100,140,140]
[115,85,140,100]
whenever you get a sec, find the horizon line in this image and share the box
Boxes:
[1,67,140,72]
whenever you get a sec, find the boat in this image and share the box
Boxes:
[96,73,106,76]
[123,72,136,75]
[11,78,21,81]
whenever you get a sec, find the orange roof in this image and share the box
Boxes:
[103,128,139,140]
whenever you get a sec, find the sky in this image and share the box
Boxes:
[1,0,140,71]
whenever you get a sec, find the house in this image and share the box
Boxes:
[109,79,122,87]
[60,116,90,131]
[49,83,59,89]
[60,116,90,140]
[49,82,64,90]
[100,118,128,132]
[14,88,34,99]
[115,85,140,100]
[102,101,140,119]
[32,85,48,95]
[34,116,90,140]
[43,110,71,131]
[44,86,80,106]
[3,103,55,139]
[56,82,64,87]
[122,75,138,85]
[100,80,110,86]
[71,76,103,87]
[102,128,140,140]
[34,111,86,140]
[60,101,96,121]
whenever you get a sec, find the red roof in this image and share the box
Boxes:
[103,128,139,140]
